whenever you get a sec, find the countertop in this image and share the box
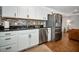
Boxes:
[0,27,51,32]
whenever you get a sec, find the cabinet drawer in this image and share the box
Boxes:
[0,31,16,37]
[0,36,17,47]
[0,44,17,52]
[28,29,39,47]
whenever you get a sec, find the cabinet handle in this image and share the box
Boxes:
[5,47,12,50]
[5,33,11,35]
[5,38,11,40]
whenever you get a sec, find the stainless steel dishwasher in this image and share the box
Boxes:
[39,28,48,44]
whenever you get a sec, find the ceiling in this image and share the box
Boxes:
[47,6,79,14]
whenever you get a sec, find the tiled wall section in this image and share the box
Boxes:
[0,19,46,26]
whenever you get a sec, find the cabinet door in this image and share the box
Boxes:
[35,7,44,20]
[28,6,43,20]
[28,29,39,47]
[40,7,46,20]
[34,7,50,20]
[18,35,29,51]
[28,6,42,20]
[17,6,28,18]
[16,30,30,51]
[16,30,39,51]
[28,6,36,19]
[30,7,47,20]
[41,7,51,20]
[2,6,17,17]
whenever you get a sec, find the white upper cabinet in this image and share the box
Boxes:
[34,7,44,20]
[2,6,17,17]
[40,7,47,20]
[28,6,51,20]
[32,7,51,20]
[1,6,51,20]
[17,6,29,18]
[40,7,51,20]
[28,6,36,19]
[17,6,51,20]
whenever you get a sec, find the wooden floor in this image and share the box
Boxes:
[45,33,79,52]
[25,44,52,52]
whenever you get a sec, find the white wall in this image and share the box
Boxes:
[62,15,79,32]
[69,15,79,29]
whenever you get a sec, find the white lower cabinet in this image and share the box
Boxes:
[17,31,29,51]
[28,29,39,47]
[17,29,39,51]
[18,35,29,51]
[0,31,18,52]
[0,29,39,52]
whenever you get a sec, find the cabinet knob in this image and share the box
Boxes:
[5,33,11,35]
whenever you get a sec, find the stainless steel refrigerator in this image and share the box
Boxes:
[46,13,62,41]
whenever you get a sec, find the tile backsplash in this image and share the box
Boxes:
[0,19,46,27]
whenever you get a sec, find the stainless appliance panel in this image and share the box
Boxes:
[39,28,48,44]
[46,14,62,41]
